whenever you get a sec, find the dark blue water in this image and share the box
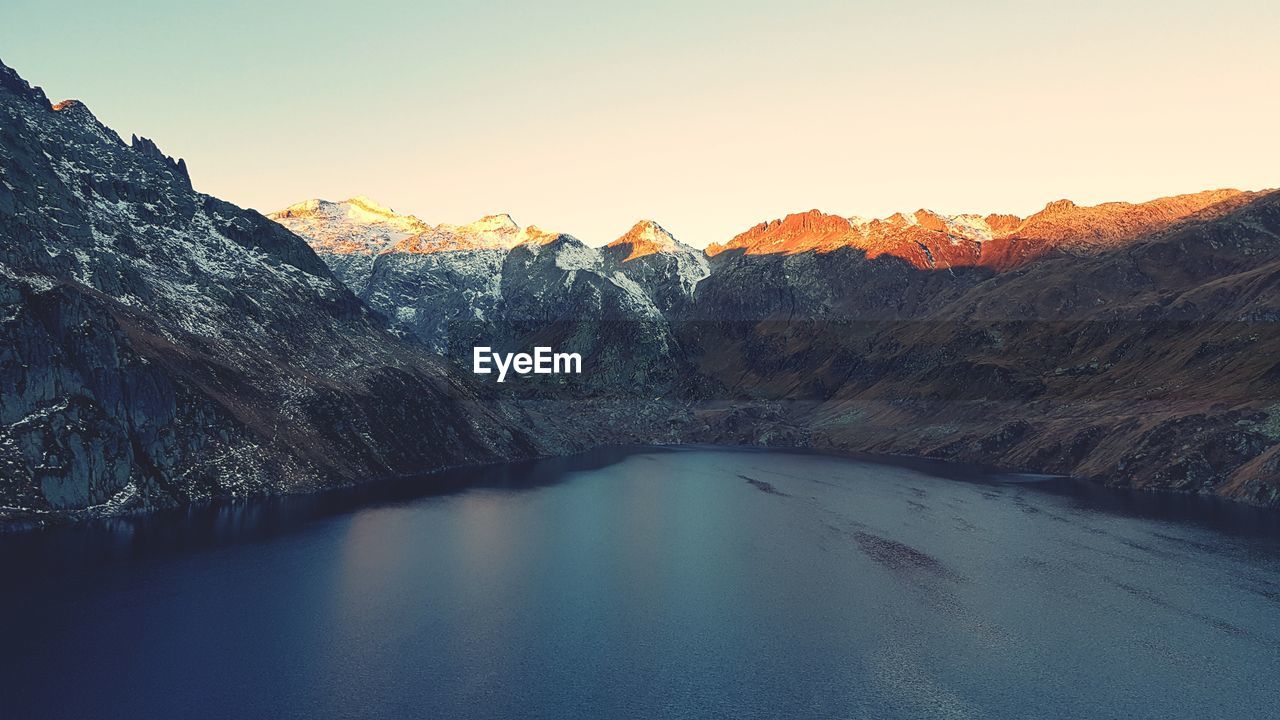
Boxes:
[3,447,1280,719]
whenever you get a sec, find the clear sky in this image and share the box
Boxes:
[3,0,1277,247]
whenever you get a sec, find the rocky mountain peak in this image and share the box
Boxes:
[49,98,127,148]
[402,214,527,253]
[911,209,947,232]
[128,133,191,189]
[607,219,684,261]
[2,58,539,525]
[268,197,430,255]
[272,198,331,219]
[0,56,50,106]
[345,195,400,217]
[51,98,88,115]
[707,210,854,256]
[463,213,520,234]
[983,213,1024,236]
[1010,189,1249,247]
[272,200,536,256]
[882,211,918,228]
[1039,198,1079,215]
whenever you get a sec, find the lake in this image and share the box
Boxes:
[3,447,1279,719]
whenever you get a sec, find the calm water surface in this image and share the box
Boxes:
[3,447,1280,719]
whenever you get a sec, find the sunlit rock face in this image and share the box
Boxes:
[705,190,1250,270]
[602,220,709,316]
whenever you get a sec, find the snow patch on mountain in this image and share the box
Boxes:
[269,197,429,255]
[551,238,600,272]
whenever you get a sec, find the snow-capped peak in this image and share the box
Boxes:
[464,213,519,233]
[843,209,994,242]
[268,197,429,255]
[270,198,563,256]
[345,195,400,219]
[937,213,994,242]
[275,198,329,217]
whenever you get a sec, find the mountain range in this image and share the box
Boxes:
[271,190,1280,506]
[2,57,1278,526]
[706,189,1253,270]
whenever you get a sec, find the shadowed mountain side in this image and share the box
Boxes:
[938,191,1280,322]
[693,246,992,320]
[678,317,1280,503]
[681,191,1280,504]
[0,58,548,526]
[602,220,709,316]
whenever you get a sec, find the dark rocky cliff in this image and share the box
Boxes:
[0,60,538,527]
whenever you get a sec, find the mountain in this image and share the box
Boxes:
[267,196,430,295]
[272,203,681,354]
[602,220,709,315]
[270,196,431,255]
[274,203,698,404]
[273,187,1280,506]
[605,219,683,260]
[706,190,1252,270]
[0,59,539,526]
[3,53,1276,525]
[268,198,543,257]
[688,191,1280,503]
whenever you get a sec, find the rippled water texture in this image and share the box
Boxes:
[3,447,1279,719]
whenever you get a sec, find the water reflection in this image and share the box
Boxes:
[3,446,1280,719]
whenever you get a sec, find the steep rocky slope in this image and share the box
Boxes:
[0,60,539,527]
[602,220,709,315]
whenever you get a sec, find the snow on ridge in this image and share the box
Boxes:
[551,237,601,271]
[270,198,559,255]
[269,197,429,255]
[844,209,994,242]
[939,213,994,242]
[346,195,398,217]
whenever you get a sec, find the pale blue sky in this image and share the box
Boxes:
[3,0,1277,246]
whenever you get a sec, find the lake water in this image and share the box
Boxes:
[3,447,1280,719]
